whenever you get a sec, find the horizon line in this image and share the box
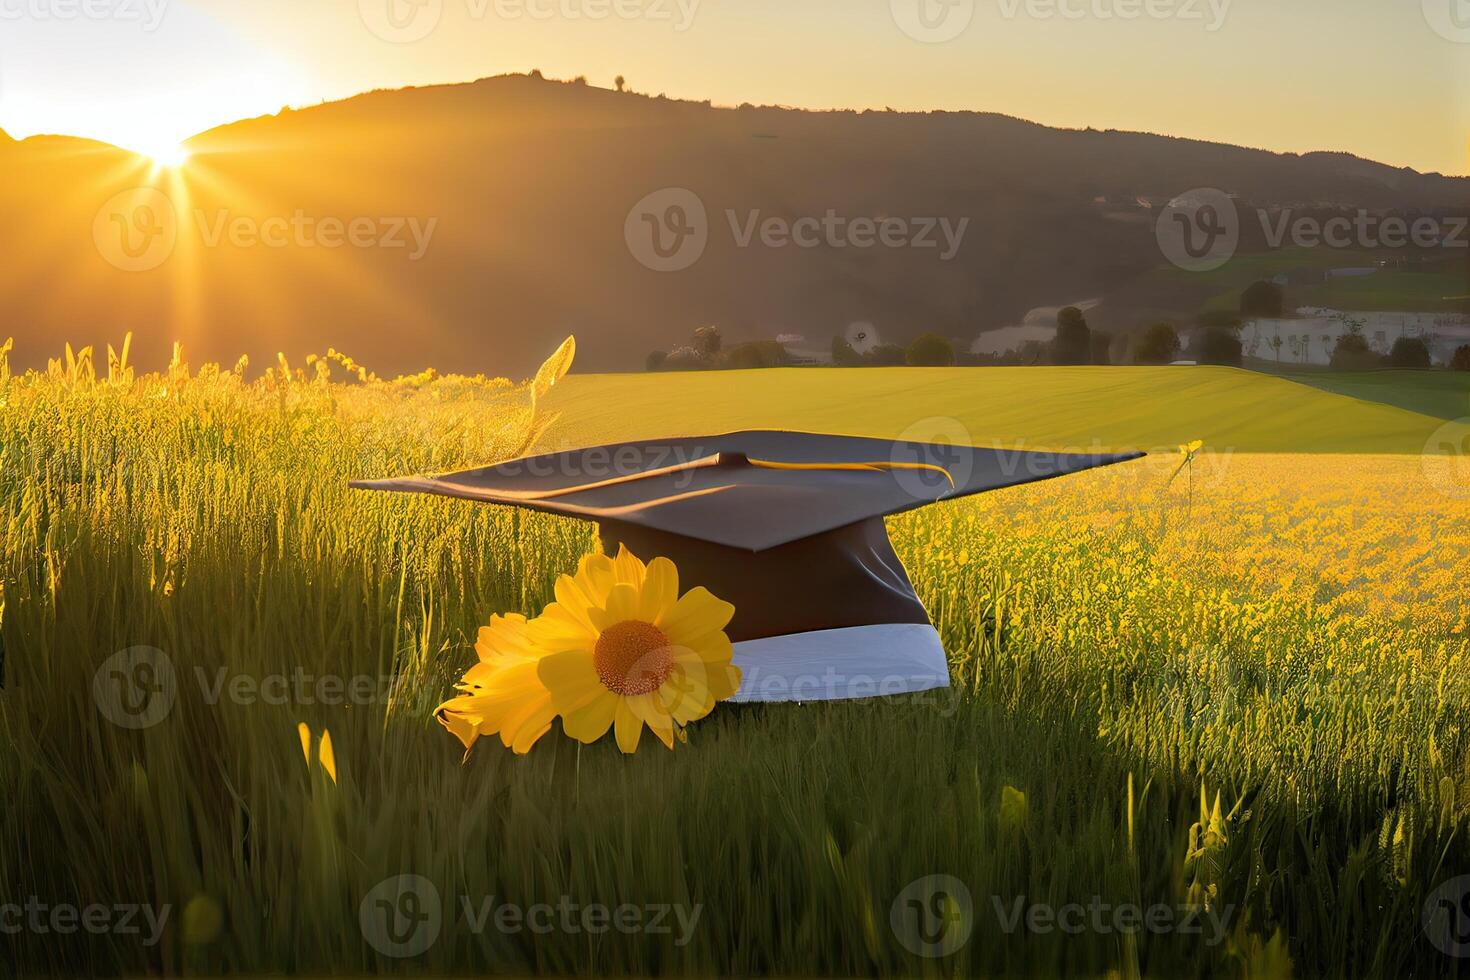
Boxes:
[2,72,1465,181]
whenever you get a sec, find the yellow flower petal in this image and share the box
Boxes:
[657,665,717,724]
[638,557,679,623]
[705,662,743,701]
[657,587,735,642]
[436,707,482,752]
[318,730,338,784]
[531,604,601,652]
[562,690,619,743]
[625,692,678,748]
[614,697,643,753]
[589,582,642,632]
[611,544,647,587]
[554,573,602,633]
[538,650,605,711]
[475,613,538,662]
[297,722,311,768]
[505,698,557,755]
[578,552,618,602]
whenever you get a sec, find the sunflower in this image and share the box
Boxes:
[435,612,557,755]
[535,546,741,753]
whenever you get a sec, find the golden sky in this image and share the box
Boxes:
[1,0,1466,175]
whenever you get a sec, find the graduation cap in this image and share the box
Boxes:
[352,431,1142,704]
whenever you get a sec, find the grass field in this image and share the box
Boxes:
[3,347,1469,977]
[1262,368,1470,422]
[1144,248,1467,316]
[540,365,1467,455]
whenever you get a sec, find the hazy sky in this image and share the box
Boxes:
[1,0,1466,174]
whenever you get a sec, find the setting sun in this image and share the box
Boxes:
[148,144,192,168]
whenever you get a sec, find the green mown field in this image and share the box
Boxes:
[1264,368,1470,422]
[3,354,1468,978]
[541,365,1463,454]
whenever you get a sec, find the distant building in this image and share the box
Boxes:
[1241,308,1470,366]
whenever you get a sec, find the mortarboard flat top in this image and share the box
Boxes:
[351,430,1144,552]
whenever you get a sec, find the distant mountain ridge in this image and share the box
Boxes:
[2,73,1465,375]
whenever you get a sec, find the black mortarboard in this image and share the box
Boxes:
[353,431,1142,702]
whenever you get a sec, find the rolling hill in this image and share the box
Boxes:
[3,73,1466,375]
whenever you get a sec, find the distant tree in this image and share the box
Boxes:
[615,75,627,93]
[1452,345,1470,372]
[831,336,861,366]
[1240,280,1285,318]
[725,342,789,370]
[528,69,543,79]
[1053,307,1092,365]
[1329,330,1380,371]
[1195,326,1243,367]
[1268,335,1284,363]
[693,325,722,358]
[1134,323,1181,364]
[1198,310,1243,330]
[1388,336,1432,369]
[869,344,908,366]
[1016,339,1050,365]
[663,345,709,370]
[645,350,668,372]
[571,75,588,85]
[1090,331,1113,365]
[906,333,956,367]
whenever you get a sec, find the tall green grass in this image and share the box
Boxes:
[1,358,1467,977]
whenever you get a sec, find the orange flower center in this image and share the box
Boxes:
[594,620,674,696]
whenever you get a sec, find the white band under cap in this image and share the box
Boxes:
[729,624,951,704]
